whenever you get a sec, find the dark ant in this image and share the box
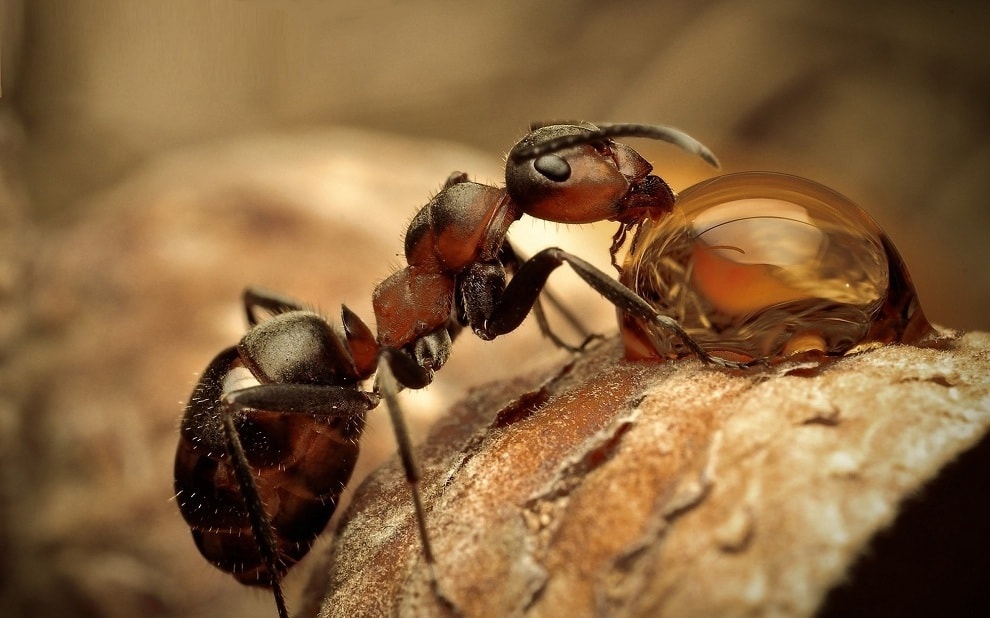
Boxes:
[174,122,750,618]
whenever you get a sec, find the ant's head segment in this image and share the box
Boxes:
[505,123,719,225]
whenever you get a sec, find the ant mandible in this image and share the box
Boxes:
[174,122,748,618]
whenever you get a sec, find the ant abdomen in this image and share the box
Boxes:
[175,334,368,586]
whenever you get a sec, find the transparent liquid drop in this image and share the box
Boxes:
[620,172,933,362]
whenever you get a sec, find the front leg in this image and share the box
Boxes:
[500,241,598,351]
[462,247,752,369]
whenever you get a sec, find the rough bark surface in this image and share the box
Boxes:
[314,331,990,617]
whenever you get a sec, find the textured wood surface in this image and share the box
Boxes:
[316,332,990,617]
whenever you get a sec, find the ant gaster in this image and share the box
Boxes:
[174,122,746,618]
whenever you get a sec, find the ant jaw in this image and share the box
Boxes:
[609,224,635,272]
[605,175,676,270]
[610,175,676,226]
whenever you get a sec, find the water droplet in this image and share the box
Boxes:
[620,172,933,362]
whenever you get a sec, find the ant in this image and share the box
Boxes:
[174,122,751,618]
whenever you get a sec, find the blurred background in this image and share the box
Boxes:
[1,1,987,617]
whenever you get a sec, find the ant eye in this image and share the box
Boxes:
[620,172,932,361]
[533,155,571,182]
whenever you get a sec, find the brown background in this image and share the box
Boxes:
[7,1,990,328]
[1,2,988,617]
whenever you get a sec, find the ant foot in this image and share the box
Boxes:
[698,351,763,371]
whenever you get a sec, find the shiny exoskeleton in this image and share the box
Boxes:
[175,122,748,618]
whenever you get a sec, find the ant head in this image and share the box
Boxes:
[505,122,719,224]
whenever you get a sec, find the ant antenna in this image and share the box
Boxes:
[510,122,720,169]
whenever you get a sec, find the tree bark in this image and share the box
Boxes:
[312,331,990,617]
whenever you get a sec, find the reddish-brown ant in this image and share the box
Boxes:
[174,122,749,618]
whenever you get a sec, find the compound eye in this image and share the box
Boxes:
[533,154,571,182]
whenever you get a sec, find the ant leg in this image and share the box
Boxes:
[501,241,598,351]
[472,247,749,369]
[374,349,440,582]
[531,297,594,352]
[377,344,465,614]
[177,348,294,615]
[242,286,308,325]
[220,384,376,618]
[219,409,291,618]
